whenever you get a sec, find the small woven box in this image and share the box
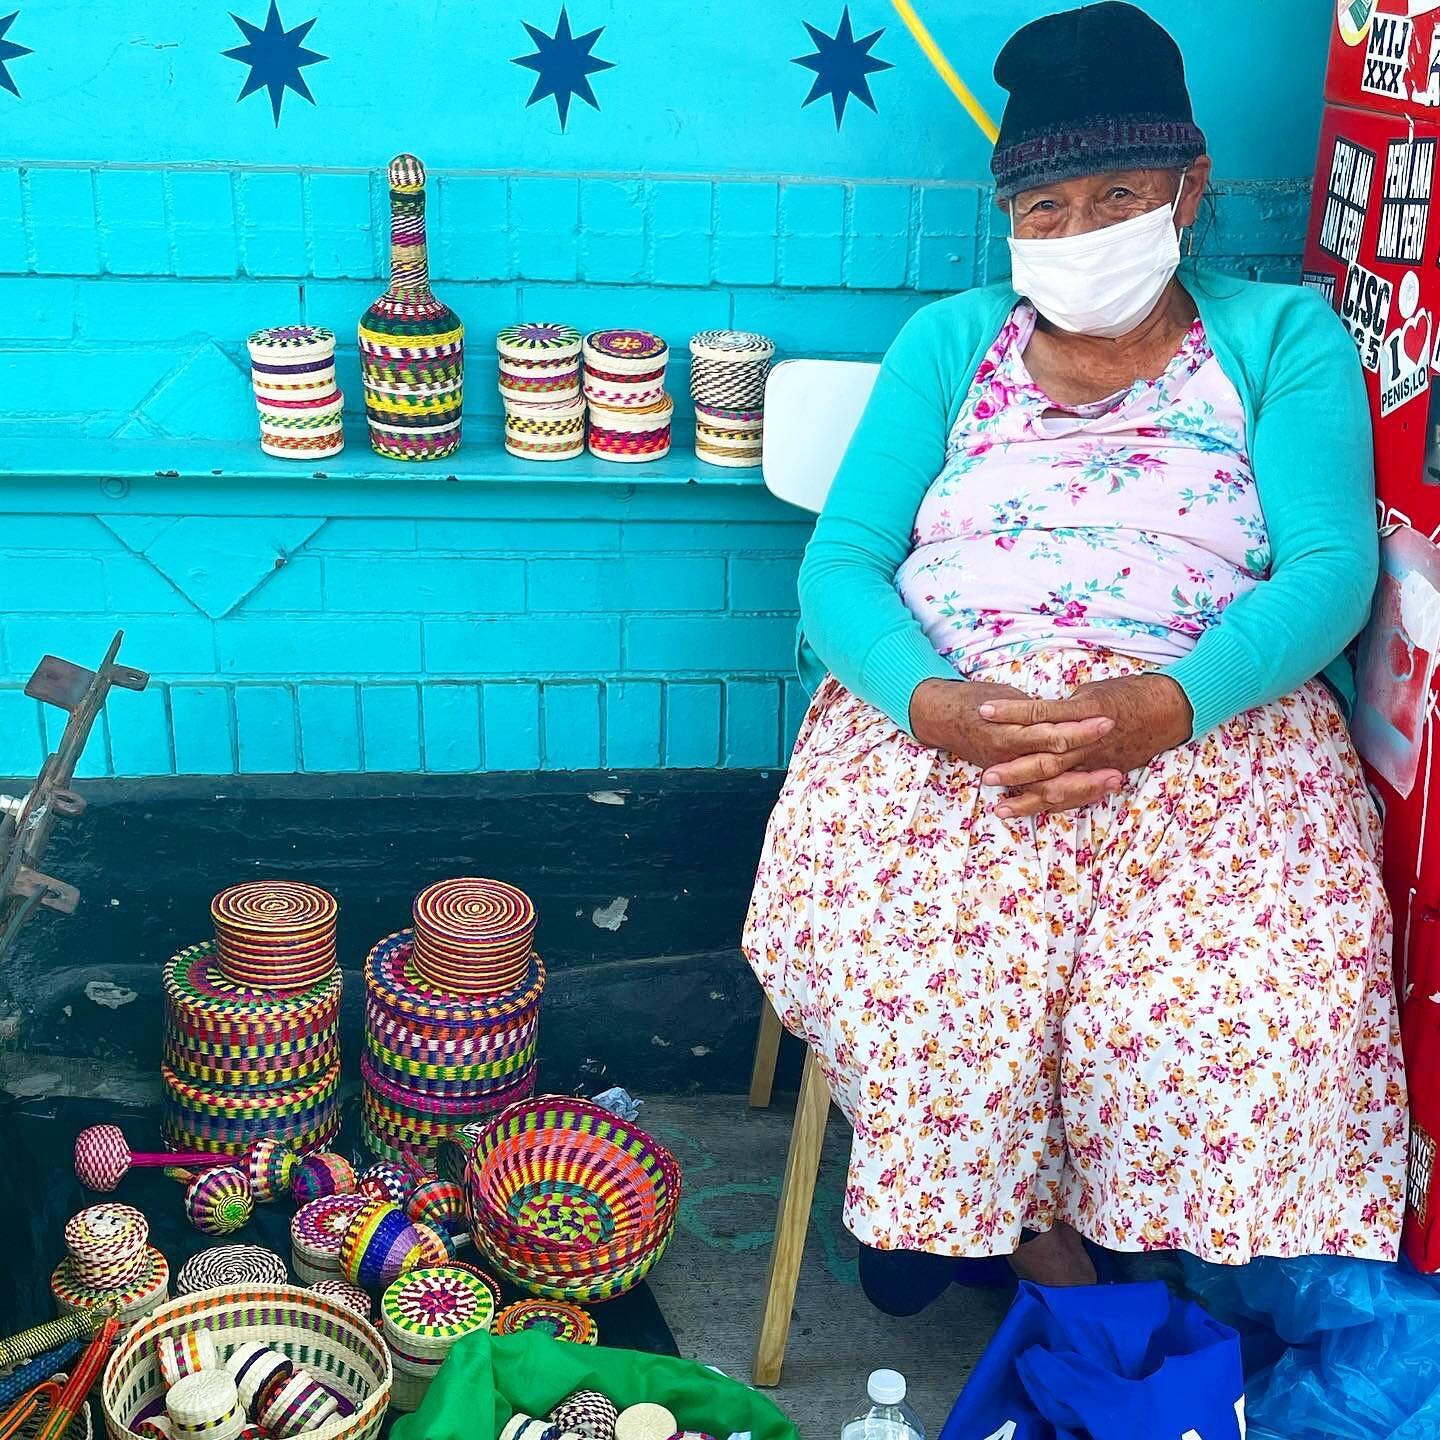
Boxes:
[225,1340,293,1414]
[63,1203,148,1288]
[166,1371,244,1440]
[291,1193,370,1284]
[612,1404,677,1440]
[157,1330,219,1388]
[550,1389,619,1440]
[258,1368,339,1439]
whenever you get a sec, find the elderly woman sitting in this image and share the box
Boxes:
[744,1,1407,1312]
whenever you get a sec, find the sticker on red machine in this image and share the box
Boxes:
[1353,525,1440,798]
[1338,0,1378,47]
[1318,135,1377,263]
[1302,270,1339,308]
[1362,12,1413,99]
[1341,260,1395,370]
[1381,310,1432,414]
[1377,137,1436,264]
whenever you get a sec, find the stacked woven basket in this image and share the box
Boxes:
[464,1097,680,1304]
[689,330,774,467]
[360,878,545,1168]
[50,1204,170,1332]
[381,1265,495,1412]
[497,323,586,461]
[162,881,341,1157]
[584,330,673,463]
[247,326,345,461]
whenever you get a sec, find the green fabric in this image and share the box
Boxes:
[390,1330,802,1440]
[796,263,1378,740]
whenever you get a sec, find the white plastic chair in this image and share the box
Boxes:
[750,357,879,1386]
[761,358,880,513]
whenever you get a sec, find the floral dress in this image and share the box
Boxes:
[742,305,1408,1264]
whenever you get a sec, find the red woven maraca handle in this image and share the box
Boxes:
[130,1149,233,1168]
[31,1313,119,1440]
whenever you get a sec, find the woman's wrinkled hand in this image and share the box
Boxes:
[909,676,1119,773]
[975,673,1194,817]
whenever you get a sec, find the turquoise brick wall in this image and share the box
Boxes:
[0,1,1329,776]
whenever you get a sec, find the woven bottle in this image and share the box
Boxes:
[359,154,464,462]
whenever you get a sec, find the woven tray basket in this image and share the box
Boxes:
[100,1287,391,1440]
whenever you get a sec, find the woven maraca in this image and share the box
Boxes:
[74,1125,232,1193]
[359,1161,414,1205]
[184,1166,255,1236]
[406,1178,466,1230]
[244,1136,297,1203]
[291,1150,357,1203]
[339,1200,426,1289]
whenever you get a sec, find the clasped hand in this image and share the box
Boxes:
[909,673,1193,817]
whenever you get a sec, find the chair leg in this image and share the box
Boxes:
[753,1045,831,1388]
[748,998,784,1109]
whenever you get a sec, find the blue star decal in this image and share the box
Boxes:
[223,0,326,126]
[513,7,614,130]
[793,7,892,128]
[0,12,32,99]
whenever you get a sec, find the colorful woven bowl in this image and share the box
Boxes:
[463,1097,680,1303]
[493,1299,596,1345]
[103,1288,390,1440]
[184,1167,254,1236]
[338,1202,426,1290]
[291,1152,357,1204]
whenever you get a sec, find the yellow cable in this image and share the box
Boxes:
[889,0,1000,145]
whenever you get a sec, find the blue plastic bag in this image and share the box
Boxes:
[940,1281,1244,1440]
[1181,1254,1440,1440]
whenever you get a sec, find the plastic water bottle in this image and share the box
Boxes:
[840,1369,925,1440]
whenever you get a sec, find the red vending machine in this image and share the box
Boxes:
[1303,0,1440,1270]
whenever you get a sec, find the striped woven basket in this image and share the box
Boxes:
[100,1288,390,1440]
[463,1096,680,1303]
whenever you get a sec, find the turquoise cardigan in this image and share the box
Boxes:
[796,265,1378,739]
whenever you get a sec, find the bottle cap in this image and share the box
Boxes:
[868,1369,906,1405]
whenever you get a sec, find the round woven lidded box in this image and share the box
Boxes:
[360,928,545,1167]
[102,1287,390,1440]
[211,881,338,992]
[259,1368,339,1439]
[308,1280,371,1320]
[225,1339,292,1413]
[156,1329,219,1388]
[582,329,668,377]
[464,1096,680,1304]
[184,1167,254,1237]
[177,1246,288,1296]
[291,1194,370,1284]
[588,398,674,464]
[493,1299,596,1346]
[359,154,464,463]
[411,877,537,997]
[248,327,344,461]
[687,330,774,410]
[498,322,582,363]
[52,1246,169,1330]
[63,1204,148,1288]
[161,939,341,1156]
[248,326,336,366]
[166,1370,243,1440]
[382,1265,495,1411]
[550,1389,619,1440]
[613,1404,676,1440]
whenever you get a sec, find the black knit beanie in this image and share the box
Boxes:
[990,2,1206,200]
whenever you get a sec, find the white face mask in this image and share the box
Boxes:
[1006,176,1187,339]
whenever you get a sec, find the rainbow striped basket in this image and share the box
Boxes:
[463,1097,681,1303]
[100,1287,390,1440]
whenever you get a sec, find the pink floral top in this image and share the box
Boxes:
[895,303,1269,676]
